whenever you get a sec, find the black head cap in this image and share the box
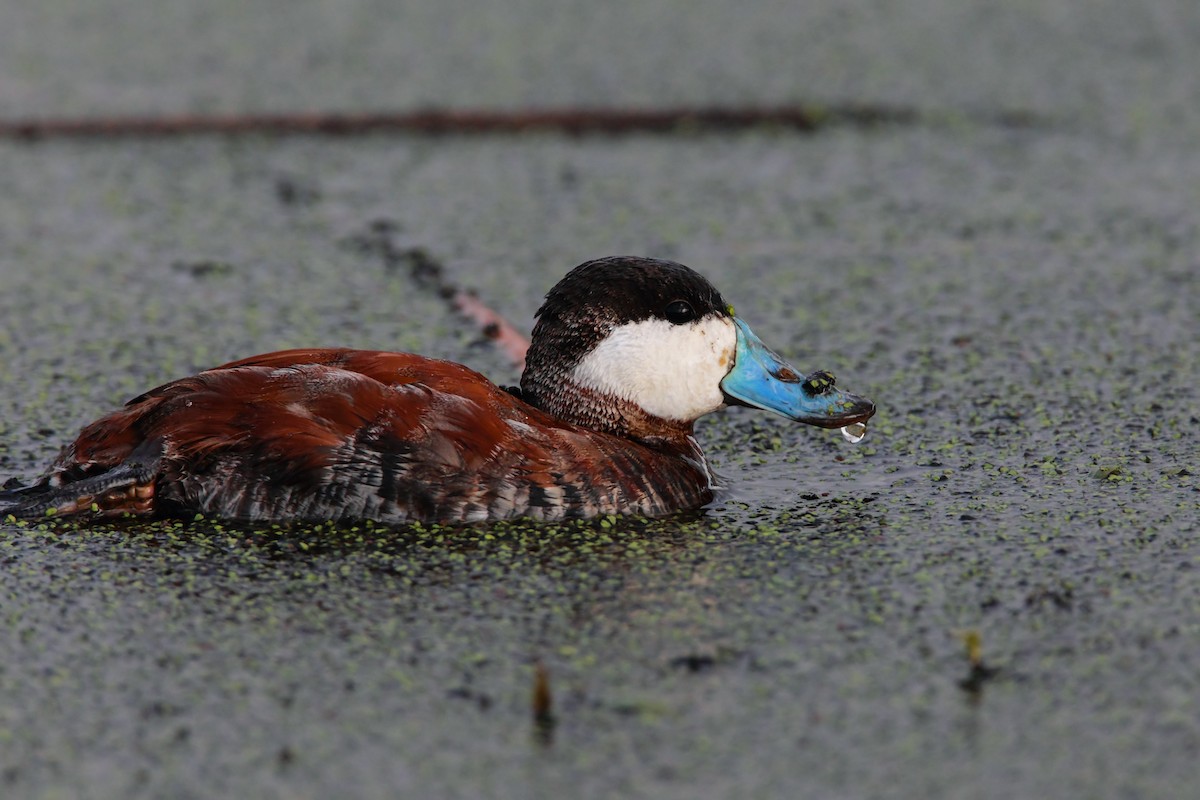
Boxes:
[528,256,729,358]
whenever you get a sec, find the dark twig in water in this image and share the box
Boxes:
[0,104,1043,140]
[340,224,530,371]
[958,629,1001,698]
[532,660,556,746]
[453,290,530,371]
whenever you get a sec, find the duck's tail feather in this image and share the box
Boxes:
[1,461,158,520]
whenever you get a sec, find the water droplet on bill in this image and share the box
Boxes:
[840,423,867,444]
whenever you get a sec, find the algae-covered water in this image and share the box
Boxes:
[2,2,1198,798]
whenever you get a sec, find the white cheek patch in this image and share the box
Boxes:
[570,315,737,422]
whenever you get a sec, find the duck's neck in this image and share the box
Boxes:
[520,370,696,446]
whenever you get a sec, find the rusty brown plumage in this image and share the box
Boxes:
[8,349,711,523]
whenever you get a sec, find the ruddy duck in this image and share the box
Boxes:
[1,257,874,524]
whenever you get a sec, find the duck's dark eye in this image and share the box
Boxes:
[664,300,696,325]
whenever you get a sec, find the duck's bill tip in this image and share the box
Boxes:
[794,394,876,429]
